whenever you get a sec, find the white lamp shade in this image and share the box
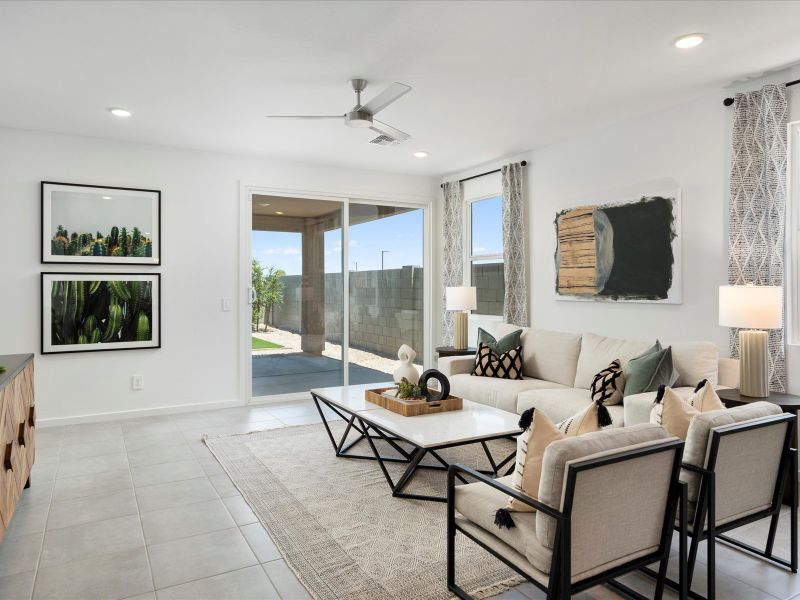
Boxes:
[446,286,477,311]
[718,285,782,329]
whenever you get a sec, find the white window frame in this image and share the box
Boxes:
[463,175,504,320]
[787,120,800,344]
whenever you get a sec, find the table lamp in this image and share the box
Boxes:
[446,286,476,350]
[719,284,782,397]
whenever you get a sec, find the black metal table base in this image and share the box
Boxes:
[312,392,516,502]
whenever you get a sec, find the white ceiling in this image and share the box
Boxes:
[2,1,800,177]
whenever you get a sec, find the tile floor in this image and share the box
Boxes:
[0,398,797,600]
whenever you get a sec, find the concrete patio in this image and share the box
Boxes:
[252,353,391,397]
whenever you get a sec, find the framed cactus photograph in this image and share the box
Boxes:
[41,181,161,265]
[41,273,161,354]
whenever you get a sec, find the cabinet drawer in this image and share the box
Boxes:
[1,439,19,528]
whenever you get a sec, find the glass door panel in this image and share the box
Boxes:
[251,196,343,397]
[347,203,425,385]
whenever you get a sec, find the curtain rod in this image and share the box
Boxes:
[723,78,800,106]
[440,160,527,189]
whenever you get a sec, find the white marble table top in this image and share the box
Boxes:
[311,383,521,449]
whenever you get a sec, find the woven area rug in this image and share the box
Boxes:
[205,422,523,600]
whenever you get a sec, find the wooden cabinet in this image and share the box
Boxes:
[0,354,35,543]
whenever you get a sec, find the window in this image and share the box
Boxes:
[467,195,504,316]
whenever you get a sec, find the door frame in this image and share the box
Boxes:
[239,182,433,405]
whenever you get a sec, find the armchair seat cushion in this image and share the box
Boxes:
[454,475,553,573]
[448,374,565,413]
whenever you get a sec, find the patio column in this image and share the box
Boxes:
[301,220,325,354]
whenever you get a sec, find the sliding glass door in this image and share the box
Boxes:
[347,203,425,385]
[251,196,344,398]
[249,194,428,400]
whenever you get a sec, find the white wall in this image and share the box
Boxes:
[0,127,437,424]
[441,67,800,392]
[529,94,728,349]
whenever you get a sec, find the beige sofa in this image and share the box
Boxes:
[437,323,739,427]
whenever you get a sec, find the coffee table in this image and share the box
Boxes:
[310,383,521,502]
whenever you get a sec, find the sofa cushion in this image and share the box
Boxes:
[491,324,581,387]
[536,424,671,548]
[478,326,523,354]
[455,475,553,573]
[573,333,652,389]
[516,388,624,427]
[624,345,677,397]
[590,359,625,406]
[669,341,719,387]
[472,343,523,380]
[517,388,591,423]
[448,373,565,413]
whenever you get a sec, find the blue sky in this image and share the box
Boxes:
[470,195,503,255]
[252,197,503,275]
[252,209,426,275]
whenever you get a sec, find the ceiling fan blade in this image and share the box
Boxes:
[264,115,343,119]
[360,82,411,116]
[369,120,411,142]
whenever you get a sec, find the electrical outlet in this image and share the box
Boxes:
[131,375,143,391]
[222,297,233,312]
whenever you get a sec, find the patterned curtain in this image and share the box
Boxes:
[501,163,528,326]
[441,181,463,345]
[728,83,788,391]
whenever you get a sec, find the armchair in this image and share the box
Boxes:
[447,427,688,599]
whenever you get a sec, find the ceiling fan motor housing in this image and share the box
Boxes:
[345,109,373,128]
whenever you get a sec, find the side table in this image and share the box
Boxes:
[717,388,800,506]
[435,346,476,358]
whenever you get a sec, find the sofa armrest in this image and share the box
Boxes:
[718,357,739,389]
[438,355,475,377]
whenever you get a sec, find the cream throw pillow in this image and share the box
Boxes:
[494,401,613,529]
[650,380,726,440]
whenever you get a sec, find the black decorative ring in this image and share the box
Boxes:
[420,369,450,402]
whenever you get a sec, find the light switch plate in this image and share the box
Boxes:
[131,375,143,391]
[222,297,233,312]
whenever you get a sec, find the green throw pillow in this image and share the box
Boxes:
[477,327,523,355]
[623,343,676,397]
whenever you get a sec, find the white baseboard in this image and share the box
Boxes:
[37,398,245,428]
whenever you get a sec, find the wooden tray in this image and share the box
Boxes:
[365,387,463,417]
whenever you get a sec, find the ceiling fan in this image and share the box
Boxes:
[265,78,412,144]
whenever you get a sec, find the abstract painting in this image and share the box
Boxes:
[555,193,681,303]
[41,273,161,354]
[42,181,161,264]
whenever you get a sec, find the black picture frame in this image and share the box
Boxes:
[41,272,162,355]
[41,181,161,265]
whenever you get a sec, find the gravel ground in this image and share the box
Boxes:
[253,326,422,377]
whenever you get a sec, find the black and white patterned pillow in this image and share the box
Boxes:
[472,343,523,380]
[590,359,625,406]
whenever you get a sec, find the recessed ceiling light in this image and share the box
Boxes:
[674,33,704,49]
[275,211,285,215]
[108,107,132,118]
[413,151,429,158]
[101,196,112,200]
[259,202,271,207]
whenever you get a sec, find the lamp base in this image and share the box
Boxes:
[739,329,770,398]
[453,312,468,350]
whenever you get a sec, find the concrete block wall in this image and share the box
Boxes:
[268,262,504,359]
